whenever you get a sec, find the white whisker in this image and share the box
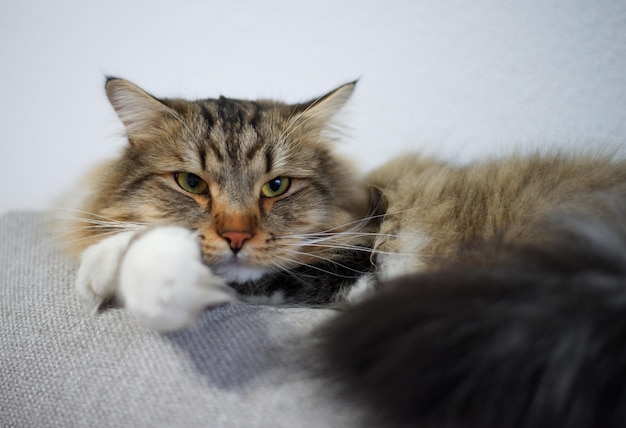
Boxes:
[283,231,421,247]
[282,242,417,257]
[48,208,148,246]
[268,261,315,286]
[274,254,362,280]
[282,248,371,275]
[50,229,127,247]
[277,206,425,244]
[47,223,139,243]
[53,208,149,226]
[277,247,371,277]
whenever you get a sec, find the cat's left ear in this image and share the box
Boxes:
[296,81,357,127]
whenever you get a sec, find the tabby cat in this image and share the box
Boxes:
[64,78,626,427]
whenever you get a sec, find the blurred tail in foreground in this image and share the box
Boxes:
[321,191,626,428]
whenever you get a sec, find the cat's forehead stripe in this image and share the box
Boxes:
[244,137,265,162]
[199,97,267,132]
[230,101,272,157]
[265,149,274,174]
[216,97,247,130]
[198,103,215,129]
[196,142,207,172]
[196,102,224,163]
[249,103,263,130]
[191,98,279,175]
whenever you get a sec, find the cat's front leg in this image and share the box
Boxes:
[76,226,236,331]
[75,230,136,313]
[118,226,236,331]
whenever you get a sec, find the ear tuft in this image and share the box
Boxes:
[105,78,171,137]
[297,81,357,127]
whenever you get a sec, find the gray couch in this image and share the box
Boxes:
[1,212,366,427]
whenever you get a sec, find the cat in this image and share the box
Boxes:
[61,77,626,427]
[63,77,376,331]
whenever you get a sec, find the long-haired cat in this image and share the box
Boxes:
[64,77,374,330]
[62,78,626,427]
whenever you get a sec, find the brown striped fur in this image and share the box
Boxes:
[62,78,625,305]
[62,78,626,427]
[65,78,371,288]
[368,153,626,278]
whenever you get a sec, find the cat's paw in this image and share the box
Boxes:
[119,226,236,331]
[75,231,136,313]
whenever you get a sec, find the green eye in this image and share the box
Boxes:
[261,177,291,198]
[175,172,208,194]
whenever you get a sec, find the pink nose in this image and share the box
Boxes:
[220,231,252,253]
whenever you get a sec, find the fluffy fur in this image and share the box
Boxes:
[60,78,626,423]
[62,78,376,329]
[321,162,626,427]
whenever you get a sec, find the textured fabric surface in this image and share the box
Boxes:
[0,212,363,427]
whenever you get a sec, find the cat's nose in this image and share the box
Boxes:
[220,231,252,254]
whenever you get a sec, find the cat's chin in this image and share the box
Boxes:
[214,262,266,284]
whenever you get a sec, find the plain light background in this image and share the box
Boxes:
[1,0,625,214]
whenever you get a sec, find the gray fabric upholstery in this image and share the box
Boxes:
[0,212,363,427]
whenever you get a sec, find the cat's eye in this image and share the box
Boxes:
[261,177,291,198]
[175,172,208,194]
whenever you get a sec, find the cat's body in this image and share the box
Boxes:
[325,155,626,428]
[370,153,626,275]
[323,192,626,428]
[62,78,626,427]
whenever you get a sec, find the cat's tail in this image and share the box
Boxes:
[319,191,626,428]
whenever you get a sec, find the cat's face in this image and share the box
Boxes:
[84,78,369,283]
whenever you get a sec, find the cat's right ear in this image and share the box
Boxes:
[105,77,173,140]
[295,81,357,130]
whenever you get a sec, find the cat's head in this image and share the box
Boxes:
[82,78,370,283]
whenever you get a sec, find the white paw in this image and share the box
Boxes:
[119,226,236,331]
[75,231,136,313]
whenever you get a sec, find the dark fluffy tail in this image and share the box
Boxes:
[320,195,626,428]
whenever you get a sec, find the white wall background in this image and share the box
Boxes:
[1,0,625,213]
